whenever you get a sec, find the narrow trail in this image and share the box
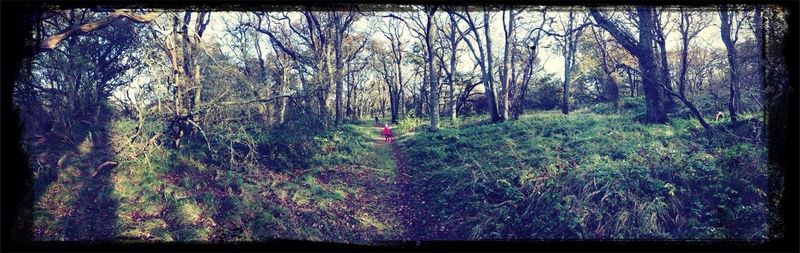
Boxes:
[359,122,423,244]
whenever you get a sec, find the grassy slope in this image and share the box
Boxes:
[28,107,769,242]
[396,109,768,240]
[31,120,406,244]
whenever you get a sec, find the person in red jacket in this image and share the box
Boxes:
[383,123,392,143]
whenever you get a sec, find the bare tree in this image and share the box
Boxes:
[437,9,470,122]
[152,11,211,148]
[425,6,441,130]
[719,4,746,123]
[670,8,713,134]
[589,26,622,113]
[545,8,589,115]
[654,8,678,111]
[511,7,548,119]
[379,15,408,124]
[451,7,502,123]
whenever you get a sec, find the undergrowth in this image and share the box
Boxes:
[30,119,404,243]
[397,110,768,240]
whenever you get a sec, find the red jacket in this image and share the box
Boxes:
[383,127,391,136]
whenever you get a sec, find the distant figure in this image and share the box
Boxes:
[375,116,380,126]
[714,111,725,121]
[383,123,392,143]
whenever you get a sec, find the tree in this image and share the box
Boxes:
[437,9,469,122]
[510,7,548,119]
[589,26,622,112]
[379,15,407,124]
[389,6,441,130]
[670,8,713,134]
[331,9,360,126]
[590,7,668,124]
[425,6,441,131]
[546,8,589,115]
[719,4,745,123]
[152,11,211,148]
[654,8,678,112]
[17,9,145,139]
[451,7,502,123]
[499,5,516,119]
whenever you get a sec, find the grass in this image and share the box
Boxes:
[29,118,406,244]
[396,109,768,240]
[27,106,769,242]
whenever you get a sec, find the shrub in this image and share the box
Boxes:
[396,115,425,134]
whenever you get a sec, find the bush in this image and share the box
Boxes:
[396,115,425,134]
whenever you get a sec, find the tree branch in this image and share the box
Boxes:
[40,10,161,52]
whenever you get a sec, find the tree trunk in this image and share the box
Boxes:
[590,7,667,123]
[334,15,344,126]
[720,5,740,123]
[638,11,667,124]
[754,5,764,111]
[449,13,459,122]
[655,14,677,112]
[500,6,514,120]
[484,8,501,122]
[676,9,712,134]
[562,51,571,115]
[426,7,440,131]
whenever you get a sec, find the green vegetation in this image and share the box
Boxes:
[397,109,767,240]
[28,107,769,242]
[15,5,784,244]
[31,120,407,243]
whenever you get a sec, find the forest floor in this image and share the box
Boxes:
[26,106,769,242]
[340,122,412,242]
[350,121,423,243]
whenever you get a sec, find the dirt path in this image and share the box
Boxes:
[357,123,422,243]
[386,128,424,242]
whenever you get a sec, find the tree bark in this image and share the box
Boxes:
[426,6,440,131]
[334,15,344,125]
[500,6,514,120]
[483,8,501,122]
[448,12,459,122]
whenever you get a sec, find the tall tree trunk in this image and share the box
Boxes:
[426,7,440,131]
[676,8,712,134]
[562,49,571,115]
[754,5,764,111]
[448,13,459,122]
[637,8,667,123]
[396,51,405,123]
[719,5,740,123]
[334,14,344,126]
[500,6,514,120]
[484,8,501,122]
[655,13,677,112]
[561,10,582,116]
